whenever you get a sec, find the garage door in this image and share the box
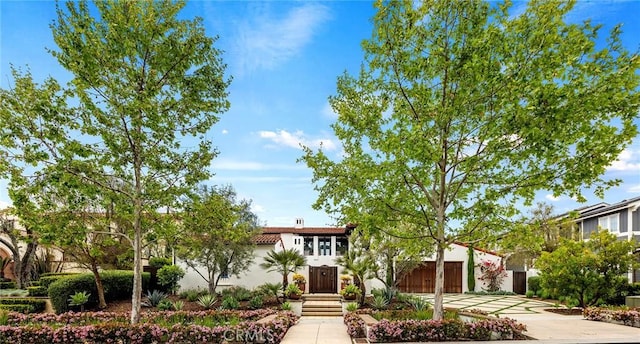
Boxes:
[398,262,462,293]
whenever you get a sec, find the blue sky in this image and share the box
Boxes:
[1,1,639,227]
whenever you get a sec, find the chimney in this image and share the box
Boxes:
[294,218,304,229]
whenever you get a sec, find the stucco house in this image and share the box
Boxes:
[178,218,514,294]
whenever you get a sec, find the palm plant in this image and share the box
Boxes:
[336,249,375,305]
[260,248,306,295]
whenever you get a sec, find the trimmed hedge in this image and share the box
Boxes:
[39,274,78,289]
[27,286,48,297]
[0,281,17,289]
[48,270,150,313]
[0,298,46,313]
[0,304,33,313]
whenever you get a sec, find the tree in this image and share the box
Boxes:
[0,0,230,324]
[0,208,38,288]
[302,0,640,320]
[467,246,476,292]
[177,185,259,294]
[499,202,578,269]
[536,231,638,308]
[350,225,427,290]
[260,248,306,296]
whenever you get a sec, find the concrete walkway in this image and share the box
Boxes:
[280,316,351,344]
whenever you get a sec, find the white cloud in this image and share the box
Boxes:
[234,3,331,74]
[212,159,305,171]
[258,129,337,151]
[222,129,228,135]
[251,204,266,213]
[607,149,640,172]
[629,184,640,193]
[545,194,561,202]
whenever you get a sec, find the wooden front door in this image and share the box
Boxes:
[398,262,462,293]
[309,265,337,293]
[512,271,526,295]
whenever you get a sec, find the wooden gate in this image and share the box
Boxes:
[398,262,462,293]
[309,265,337,293]
[512,271,527,295]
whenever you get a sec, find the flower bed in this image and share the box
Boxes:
[0,309,299,343]
[583,307,640,327]
[344,310,527,342]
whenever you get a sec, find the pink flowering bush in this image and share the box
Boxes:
[0,310,299,343]
[343,311,366,338]
[366,317,526,342]
[478,260,508,292]
[583,307,640,327]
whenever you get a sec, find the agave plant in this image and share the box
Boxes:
[143,290,168,307]
[68,291,91,312]
[197,293,217,310]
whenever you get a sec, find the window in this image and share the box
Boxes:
[598,214,619,233]
[318,237,332,256]
[303,237,314,256]
[336,237,348,256]
[220,266,229,279]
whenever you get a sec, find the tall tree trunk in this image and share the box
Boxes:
[433,243,446,321]
[90,261,107,309]
[18,241,37,289]
[131,210,142,324]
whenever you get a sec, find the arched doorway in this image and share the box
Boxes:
[0,247,15,281]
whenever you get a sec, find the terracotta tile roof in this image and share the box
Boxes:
[262,227,347,235]
[454,241,502,257]
[254,234,281,245]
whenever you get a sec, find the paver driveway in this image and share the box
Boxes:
[415,294,555,315]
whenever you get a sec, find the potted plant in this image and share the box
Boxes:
[340,275,351,290]
[292,273,306,292]
[285,283,302,300]
[340,283,361,301]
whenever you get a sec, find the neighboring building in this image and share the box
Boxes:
[570,196,640,282]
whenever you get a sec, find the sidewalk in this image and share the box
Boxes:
[280,316,351,344]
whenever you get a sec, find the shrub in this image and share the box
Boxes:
[525,290,535,298]
[148,257,172,269]
[249,295,263,309]
[156,265,185,294]
[346,302,359,312]
[48,270,150,313]
[528,276,541,293]
[0,281,17,290]
[222,286,252,301]
[221,296,240,310]
[408,296,430,311]
[143,290,167,307]
[280,301,291,311]
[371,295,389,310]
[172,300,185,311]
[179,288,207,302]
[157,299,174,311]
[197,294,217,310]
[27,286,48,297]
[0,298,46,313]
[256,282,282,301]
